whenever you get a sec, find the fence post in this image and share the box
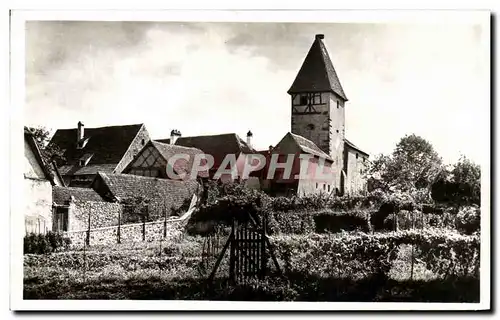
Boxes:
[163,205,167,239]
[117,209,121,244]
[142,205,147,241]
[86,203,91,246]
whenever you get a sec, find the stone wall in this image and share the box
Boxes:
[69,200,122,231]
[65,218,184,247]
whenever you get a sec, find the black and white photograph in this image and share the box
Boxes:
[9,9,490,311]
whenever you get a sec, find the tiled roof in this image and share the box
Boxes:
[95,172,200,204]
[49,123,144,174]
[288,35,347,100]
[53,186,105,205]
[156,133,256,168]
[150,141,209,178]
[58,163,117,175]
[290,133,333,161]
[344,138,369,157]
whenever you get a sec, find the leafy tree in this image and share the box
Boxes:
[366,134,444,193]
[29,126,65,165]
[431,155,480,206]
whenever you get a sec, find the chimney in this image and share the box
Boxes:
[170,129,181,145]
[315,34,324,40]
[77,121,84,142]
[246,130,253,148]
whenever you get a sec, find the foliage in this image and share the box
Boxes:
[24,232,71,254]
[366,134,444,193]
[272,228,480,280]
[455,205,481,235]
[267,210,315,234]
[313,209,371,233]
[431,156,481,206]
[23,230,479,302]
[29,126,66,166]
[121,196,151,223]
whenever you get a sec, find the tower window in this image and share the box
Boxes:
[306,123,315,130]
[141,138,145,146]
[313,93,322,104]
[299,95,308,106]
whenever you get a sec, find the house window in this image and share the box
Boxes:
[299,95,308,106]
[337,100,340,109]
[323,184,326,190]
[55,207,69,232]
[306,123,315,130]
[356,153,359,159]
[327,185,330,192]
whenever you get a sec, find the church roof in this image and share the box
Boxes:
[288,34,348,101]
[344,138,369,157]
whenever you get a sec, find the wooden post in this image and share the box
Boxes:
[142,214,146,242]
[163,205,167,239]
[86,203,91,246]
[117,209,121,244]
[229,219,236,283]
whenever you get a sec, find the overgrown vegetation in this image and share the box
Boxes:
[24,232,71,254]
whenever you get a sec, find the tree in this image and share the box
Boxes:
[366,134,444,193]
[431,155,480,206]
[29,126,65,165]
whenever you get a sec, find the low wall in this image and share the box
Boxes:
[65,218,184,247]
[69,200,122,231]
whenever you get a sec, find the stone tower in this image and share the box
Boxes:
[288,34,348,191]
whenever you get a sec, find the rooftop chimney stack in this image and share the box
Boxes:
[77,121,84,143]
[315,34,324,40]
[170,129,181,145]
[246,130,253,148]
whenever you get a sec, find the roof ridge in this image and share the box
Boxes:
[54,123,144,131]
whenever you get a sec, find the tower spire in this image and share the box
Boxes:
[288,34,347,101]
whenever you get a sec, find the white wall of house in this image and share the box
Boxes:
[24,139,53,234]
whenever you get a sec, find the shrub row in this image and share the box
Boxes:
[24,232,71,255]
[271,228,480,280]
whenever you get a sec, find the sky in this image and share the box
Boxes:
[25,21,489,164]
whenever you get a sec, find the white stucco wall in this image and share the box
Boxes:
[24,139,53,234]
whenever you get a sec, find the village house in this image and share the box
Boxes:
[121,139,209,180]
[48,122,151,187]
[257,132,336,197]
[24,127,64,234]
[156,131,259,186]
[52,172,200,232]
[263,34,369,196]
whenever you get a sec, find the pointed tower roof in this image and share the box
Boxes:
[288,34,347,101]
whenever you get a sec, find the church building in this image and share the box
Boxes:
[261,34,369,196]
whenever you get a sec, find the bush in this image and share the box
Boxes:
[455,206,480,235]
[24,232,71,254]
[313,209,371,233]
[268,210,315,234]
